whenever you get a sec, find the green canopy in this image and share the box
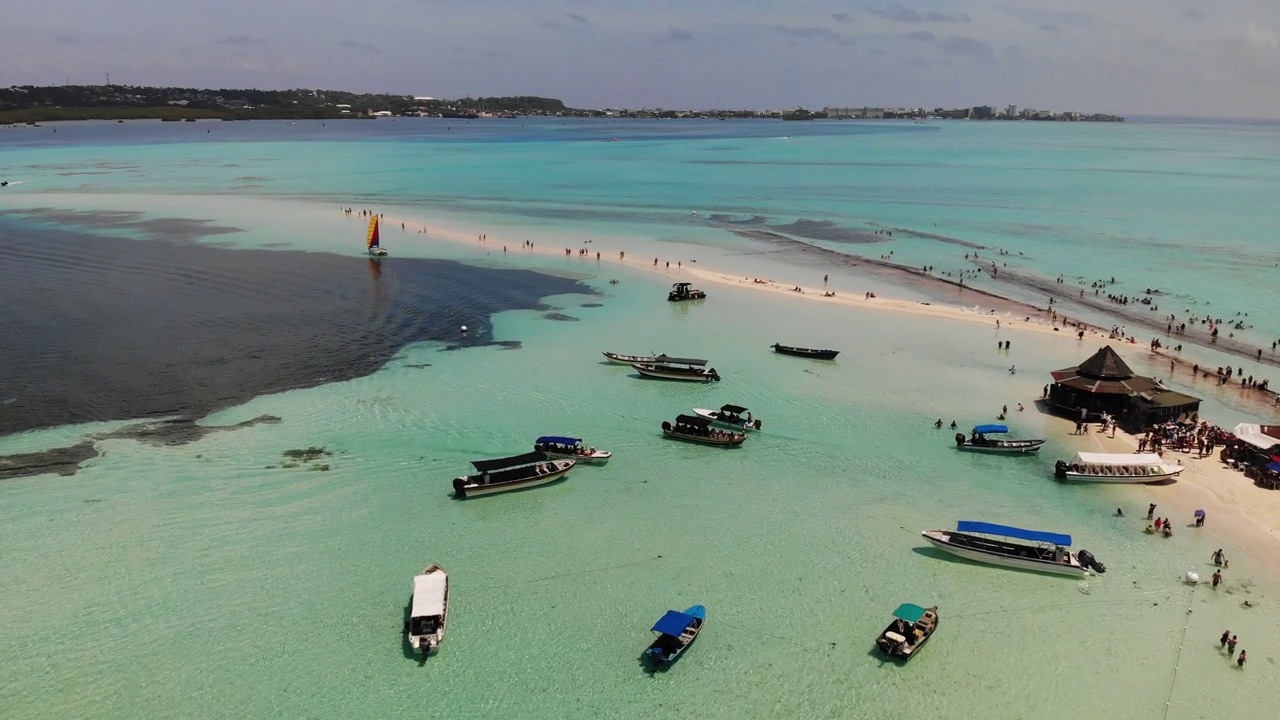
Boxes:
[892,603,927,623]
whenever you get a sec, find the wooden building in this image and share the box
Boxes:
[1048,346,1201,427]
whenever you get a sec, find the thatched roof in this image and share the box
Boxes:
[1051,346,1156,395]
[1076,346,1135,379]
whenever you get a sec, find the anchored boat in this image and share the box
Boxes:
[452,452,573,498]
[692,404,762,431]
[954,425,1045,453]
[874,604,939,661]
[921,521,1106,576]
[603,351,662,365]
[1054,452,1184,483]
[771,343,839,360]
[668,282,706,301]
[661,414,746,446]
[533,436,612,464]
[633,356,720,382]
[644,605,705,669]
[406,564,448,656]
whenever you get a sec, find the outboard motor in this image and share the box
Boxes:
[661,421,672,432]
[955,433,966,446]
[452,477,467,498]
[752,419,763,430]
[709,369,720,382]
[1078,549,1106,574]
[1054,460,1068,479]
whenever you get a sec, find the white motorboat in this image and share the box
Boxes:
[692,404,762,431]
[633,356,720,382]
[407,564,448,656]
[921,521,1106,577]
[954,424,1045,453]
[1054,452,1184,483]
[534,436,612,464]
[452,452,574,498]
[603,351,661,365]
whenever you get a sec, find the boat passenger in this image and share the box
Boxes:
[934,419,943,428]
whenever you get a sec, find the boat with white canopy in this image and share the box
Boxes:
[1054,452,1184,483]
[632,356,720,382]
[921,521,1106,576]
[452,452,574,498]
[954,424,1045,453]
[406,564,448,656]
[533,436,612,464]
[692,404,762,431]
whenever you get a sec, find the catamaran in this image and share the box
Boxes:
[921,521,1106,576]
[406,564,448,656]
[366,215,387,256]
[953,425,1045,453]
[1053,452,1184,483]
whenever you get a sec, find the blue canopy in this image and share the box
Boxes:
[956,520,1072,546]
[535,436,581,446]
[892,603,927,623]
[973,424,1009,434]
[1266,461,1280,473]
[651,610,694,636]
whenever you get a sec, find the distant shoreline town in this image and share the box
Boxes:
[0,84,1120,124]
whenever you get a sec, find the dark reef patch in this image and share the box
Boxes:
[580,303,604,308]
[0,441,100,480]
[91,415,283,447]
[542,312,580,321]
[0,214,594,436]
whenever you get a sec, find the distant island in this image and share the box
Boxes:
[0,85,1121,124]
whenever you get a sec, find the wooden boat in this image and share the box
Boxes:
[1053,452,1184,483]
[633,356,720,382]
[661,415,746,446]
[954,425,1045,453]
[533,436,612,464]
[452,452,574,498]
[366,215,387,256]
[875,604,938,661]
[771,343,839,360]
[406,564,448,656]
[603,351,662,365]
[644,605,705,668]
[921,521,1106,576]
[667,282,706,302]
[692,404,762,431]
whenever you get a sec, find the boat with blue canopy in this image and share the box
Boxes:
[643,605,705,669]
[954,424,1045,453]
[921,521,1106,576]
[874,603,939,661]
[533,436,612,464]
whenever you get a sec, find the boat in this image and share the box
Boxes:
[692,404,762,431]
[633,356,720,382]
[667,282,706,302]
[406,564,448,656]
[874,604,939,661]
[643,605,705,668]
[452,451,573,498]
[771,343,839,360]
[366,215,387,256]
[661,414,746,446]
[533,436,612,464]
[921,521,1107,576]
[602,351,662,365]
[954,425,1045,453]
[1053,452,1184,483]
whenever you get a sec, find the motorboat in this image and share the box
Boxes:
[643,605,705,669]
[771,343,839,360]
[921,521,1106,576]
[692,404,762,431]
[874,604,938,661]
[406,564,448,656]
[954,425,1045,453]
[661,415,746,446]
[633,356,720,382]
[667,282,706,302]
[533,436,612,464]
[603,351,662,365]
[452,451,574,498]
[1053,452,1184,483]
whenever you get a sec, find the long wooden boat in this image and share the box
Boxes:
[954,425,1045,453]
[1053,452,1184,483]
[668,282,706,302]
[661,415,745,446]
[603,351,662,365]
[633,356,720,382]
[452,451,574,498]
[692,404,762,431]
[406,564,448,656]
[644,605,705,669]
[921,521,1106,576]
[533,436,612,464]
[875,604,938,661]
[771,343,839,360]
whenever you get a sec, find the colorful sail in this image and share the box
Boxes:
[366,216,380,250]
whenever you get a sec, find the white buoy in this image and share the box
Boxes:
[1184,571,1200,585]
[460,325,468,333]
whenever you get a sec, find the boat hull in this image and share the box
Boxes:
[453,460,574,498]
[921,531,1087,576]
[540,449,611,464]
[1060,470,1181,483]
[368,248,387,257]
[772,344,839,360]
[956,441,1045,453]
[633,364,719,382]
[662,428,745,446]
[603,351,659,365]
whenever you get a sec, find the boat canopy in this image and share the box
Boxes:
[410,572,447,619]
[956,520,1072,546]
[672,282,693,288]
[535,436,580,446]
[470,451,547,472]
[1076,452,1163,465]
[651,610,695,636]
[653,355,707,366]
[721,404,748,414]
[973,424,1008,434]
[1267,461,1280,473]
[892,603,927,623]
[675,414,712,427]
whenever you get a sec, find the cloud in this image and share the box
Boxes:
[939,36,994,62]
[1216,23,1280,85]
[903,30,936,42]
[1039,24,1062,33]
[832,12,853,24]
[773,25,855,46]
[540,13,593,31]
[1184,8,1206,20]
[215,35,266,46]
[339,40,381,54]
[996,6,1100,30]
[54,35,80,45]
[868,3,970,24]
[652,27,695,44]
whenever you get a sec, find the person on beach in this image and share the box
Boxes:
[1148,503,1156,520]
[1155,517,1163,531]
[1237,650,1246,668]
[1115,508,1124,517]
[1220,630,1231,648]
[1212,570,1222,588]
[1213,549,1226,566]
[1227,635,1238,656]
[950,421,957,429]
[934,419,943,428]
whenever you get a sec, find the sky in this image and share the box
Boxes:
[4,1,1280,118]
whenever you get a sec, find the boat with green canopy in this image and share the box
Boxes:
[874,603,939,661]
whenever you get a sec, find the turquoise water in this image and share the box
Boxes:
[2,119,1279,719]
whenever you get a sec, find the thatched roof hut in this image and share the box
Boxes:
[1047,346,1200,425]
